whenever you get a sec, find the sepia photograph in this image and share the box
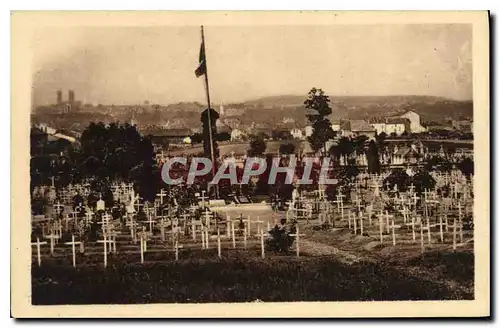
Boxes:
[11,11,490,318]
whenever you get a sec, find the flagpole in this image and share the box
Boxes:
[200,25,219,199]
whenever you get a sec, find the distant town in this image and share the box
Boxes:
[32,89,473,158]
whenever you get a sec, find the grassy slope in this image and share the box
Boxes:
[31,251,473,304]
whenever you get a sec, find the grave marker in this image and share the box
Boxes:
[64,235,81,267]
[31,238,47,267]
[175,240,183,261]
[156,189,167,204]
[44,232,59,255]
[289,226,305,257]
[97,233,108,268]
[231,220,236,248]
[217,228,222,259]
[420,220,424,253]
[256,230,266,259]
[379,215,384,243]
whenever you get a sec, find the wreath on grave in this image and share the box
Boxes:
[462,214,474,230]
[266,221,296,253]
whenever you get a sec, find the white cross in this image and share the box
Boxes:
[174,240,183,261]
[98,213,112,232]
[53,201,64,215]
[64,235,81,267]
[400,206,411,224]
[157,218,170,242]
[44,232,59,255]
[289,226,305,257]
[97,233,109,268]
[126,219,139,243]
[137,226,152,252]
[378,213,385,243]
[255,230,267,259]
[411,194,420,208]
[408,183,415,195]
[84,211,94,225]
[106,230,119,253]
[353,195,362,213]
[203,209,212,229]
[52,220,63,240]
[143,215,156,234]
[217,228,222,259]
[253,217,265,235]
[31,237,47,267]
[430,216,448,243]
[139,232,146,264]
[389,217,401,246]
[190,219,201,241]
[231,220,238,248]
[156,189,167,204]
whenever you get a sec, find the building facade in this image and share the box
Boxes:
[400,110,426,133]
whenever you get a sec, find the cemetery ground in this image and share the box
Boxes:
[31,170,475,304]
[32,217,474,304]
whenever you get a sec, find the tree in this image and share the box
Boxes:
[190,133,203,144]
[248,137,266,157]
[337,158,359,187]
[337,137,354,164]
[75,122,155,197]
[328,144,341,164]
[352,135,369,154]
[366,140,381,174]
[255,154,273,195]
[279,143,296,155]
[304,88,336,154]
[424,155,453,172]
[411,171,436,193]
[200,107,220,159]
[216,132,231,142]
[457,157,474,176]
[376,132,387,146]
[383,169,410,191]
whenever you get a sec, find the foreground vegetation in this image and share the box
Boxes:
[32,250,473,304]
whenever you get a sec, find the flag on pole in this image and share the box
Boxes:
[195,42,206,77]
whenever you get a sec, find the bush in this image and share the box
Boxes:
[411,171,436,193]
[383,169,410,192]
[266,222,296,252]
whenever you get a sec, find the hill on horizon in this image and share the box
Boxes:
[224,94,472,122]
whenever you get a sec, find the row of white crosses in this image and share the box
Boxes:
[338,174,470,251]
[33,215,85,267]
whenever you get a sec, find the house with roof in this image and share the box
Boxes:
[391,145,421,165]
[370,117,410,136]
[340,120,377,139]
[400,110,426,133]
[290,127,304,140]
[146,128,193,145]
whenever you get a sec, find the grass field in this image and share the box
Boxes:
[32,249,473,304]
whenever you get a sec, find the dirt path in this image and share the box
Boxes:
[300,239,367,265]
[300,237,474,298]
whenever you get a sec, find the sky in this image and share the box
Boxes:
[31,24,472,106]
